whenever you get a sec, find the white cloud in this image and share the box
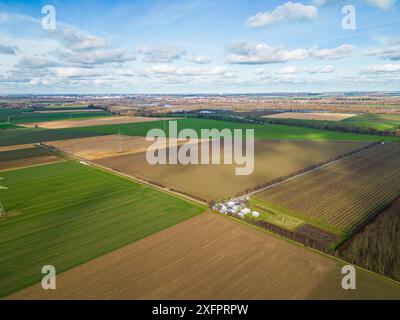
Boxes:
[313,0,396,10]
[17,57,60,69]
[226,42,354,64]
[226,42,308,64]
[0,44,18,55]
[50,67,103,79]
[55,28,108,51]
[56,48,135,65]
[363,64,400,73]
[186,55,212,64]
[137,46,186,63]
[247,2,318,28]
[147,64,230,76]
[365,0,396,10]
[309,44,355,60]
[367,47,400,61]
[277,65,334,74]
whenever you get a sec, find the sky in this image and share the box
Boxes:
[0,0,399,94]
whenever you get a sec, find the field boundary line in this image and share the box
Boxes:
[38,143,208,209]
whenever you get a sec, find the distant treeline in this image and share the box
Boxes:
[339,197,400,282]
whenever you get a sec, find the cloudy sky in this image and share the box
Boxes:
[0,0,399,94]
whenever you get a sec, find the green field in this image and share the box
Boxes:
[0,127,107,146]
[1,118,398,147]
[265,113,400,133]
[342,114,400,131]
[0,109,33,122]
[0,123,20,130]
[0,161,205,297]
[67,118,397,141]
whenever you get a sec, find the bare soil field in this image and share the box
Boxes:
[0,146,62,171]
[264,112,357,121]
[7,212,400,300]
[0,156,61,172]
[94,140,369,202]
[0,144,35,152]
[254,143,400,233]
[21,116,175,129]
[46,135,205,160]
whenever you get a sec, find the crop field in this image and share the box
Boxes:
[253,143,400,234]
[264,112,357,121]
[0,109,33,122]
[1,118,398,148]
[342,114,400,131]
[65,118,400,142]
[0,161,205,297]
[0,146,61,171]
[21,116,176,129]
[0,123,20,130]
[46,135,207,160]
[94,140,370,202]
[10,111,111,124]
[7,212,400,300]
[0,127,107,147]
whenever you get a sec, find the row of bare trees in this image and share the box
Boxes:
[339,198,400,281]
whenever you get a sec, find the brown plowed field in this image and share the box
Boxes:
[46,135,207,160]
[21,116,176,129]
[94,140,369,202]
[7,212,400,300]
[0,144,35,152]
[0,156,61,172]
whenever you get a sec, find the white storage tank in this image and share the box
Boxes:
[252,211,260,218]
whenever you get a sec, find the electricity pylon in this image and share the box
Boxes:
[0,178,7,215]
[116,130,125,153]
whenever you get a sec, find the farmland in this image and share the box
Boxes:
[264,112,357,121]
[0,127,107,147]
[21,116,176,129]
[93,140,369,202]
[262,113,400,134]
[1,118,398,148]
[7,212,400,300]
[46,135,206,160]
[9,111,111,124]
[342,114,400,131]
[0,161,205,298]
[66,118,398,142]
[0,146,61,171]
[253,143,400,235]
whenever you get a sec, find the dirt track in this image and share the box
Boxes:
[7,212,400,300]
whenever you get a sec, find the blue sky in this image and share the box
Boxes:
[0,0,399,93]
